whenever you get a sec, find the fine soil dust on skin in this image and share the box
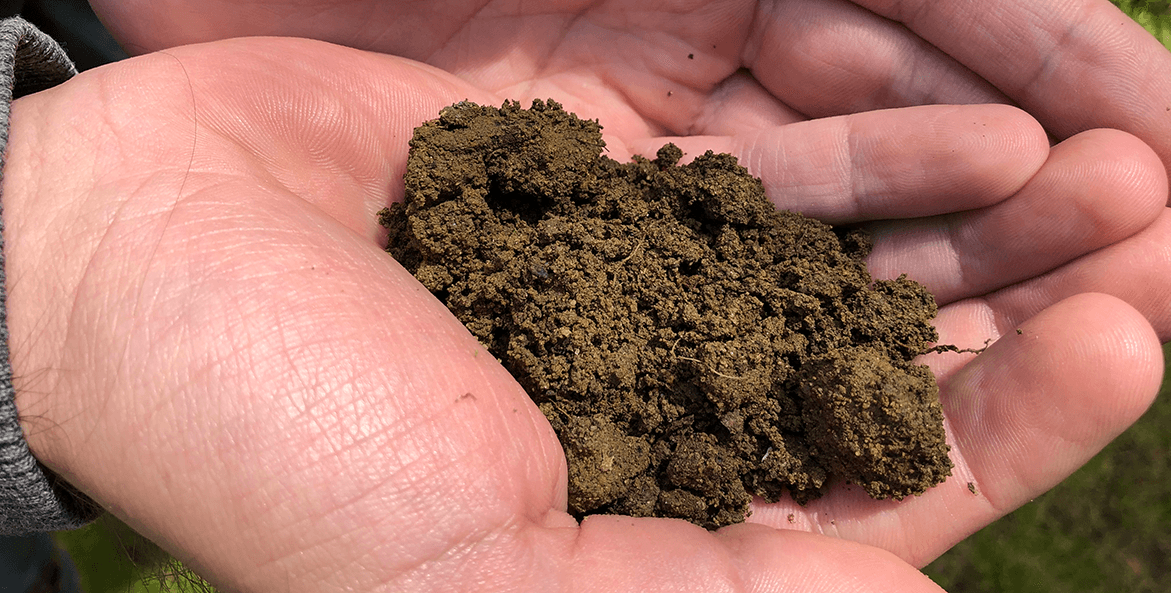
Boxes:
[380,99,953,529]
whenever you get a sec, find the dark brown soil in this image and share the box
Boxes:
[380,99,953,529]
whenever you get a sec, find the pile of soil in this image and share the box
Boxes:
[380,99,952,529]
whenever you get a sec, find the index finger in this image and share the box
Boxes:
[628,103,1050,224]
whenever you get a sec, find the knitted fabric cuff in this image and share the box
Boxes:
[0,17,100,535]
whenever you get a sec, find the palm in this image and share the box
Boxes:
[13,7,1169,592]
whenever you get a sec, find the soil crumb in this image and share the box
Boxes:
[380,99,952,529]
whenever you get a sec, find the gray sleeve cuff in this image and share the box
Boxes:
[0,16,100,535]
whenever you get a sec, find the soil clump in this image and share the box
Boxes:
[380,99,953,529]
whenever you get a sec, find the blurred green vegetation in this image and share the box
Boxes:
[50,2,1171,592]
[53,515,210,593]
[1118,0,1171,46]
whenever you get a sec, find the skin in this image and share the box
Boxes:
[84,0,1171,331]
[88,0,1171,174]
[5,1,1169,591]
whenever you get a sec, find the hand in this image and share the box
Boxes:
[6,38,1163,593]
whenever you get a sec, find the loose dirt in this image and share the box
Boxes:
[380,99,952,529]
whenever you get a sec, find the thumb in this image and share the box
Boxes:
[2,38,562,590]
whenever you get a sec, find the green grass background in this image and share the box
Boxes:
[51,2,1171,592]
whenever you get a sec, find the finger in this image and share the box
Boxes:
[745,0,1010,117]
[747,293,1163,568]
[933,293,1162,560]
[976,208,1171,342]
[628,103,1049,223]
[866,128,1168,304]
[853,0,1171,199]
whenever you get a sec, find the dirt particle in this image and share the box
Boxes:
[968,481,978,495]
[380,99,953,529]
[688,53,695,59]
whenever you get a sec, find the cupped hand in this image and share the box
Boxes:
[5,37,1164,593]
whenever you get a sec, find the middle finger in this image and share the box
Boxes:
[866,127,1168,305]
